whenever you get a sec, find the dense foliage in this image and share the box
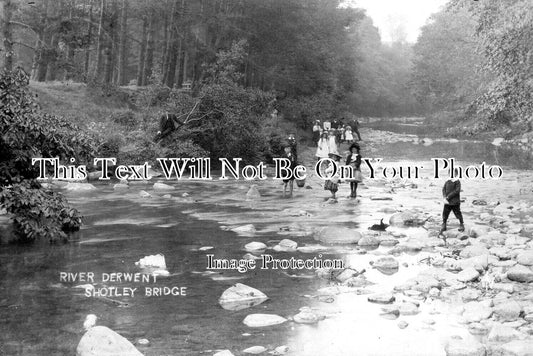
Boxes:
[2,0,424,121]
[413,0,533,134]
[0,68,95,242]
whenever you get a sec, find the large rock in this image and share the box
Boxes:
[444,338,486,356]
[135,254,166,270]
[462,301,493,323]
[242,346,267,354]
[456,267,480,283]
[219,283,268,311]
[273,239,298,252]
[76,326,143,356]
[517,251,533,266]
[368,293,395,304]
[487,324,521,342]
[373,257,399,274]
[243,314,287,327]
[153,182,175,190]
[493,301,522,322]
[468,225,491,238]
[491,247,513,260]
[457,255,489,272]
[389,210,418,226]
[214,351,234,356]
[65,182,97,191]
[293,308,322,324]
[244,242,267,252]
[398,302,419,316]
[492,339,533,356]
[507,265,533,283]
[232,224,256,235]
[460,245,490,259]
[358,235,380,247]
[317,227,362,244]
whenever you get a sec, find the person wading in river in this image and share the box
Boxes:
[440,168,465,233]
[154,113,186,142]
[345,143,362,199]
[282,145,297,198]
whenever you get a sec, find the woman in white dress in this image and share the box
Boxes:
[344,126,354,143]
[328,130,338,155]
[315,132,330,160]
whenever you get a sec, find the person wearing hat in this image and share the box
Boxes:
[324,152,341,200]
[287,134,298,163]
[345,143,362,199]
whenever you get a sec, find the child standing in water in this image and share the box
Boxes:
[282,145,296,198]
[345,143,362,199]
[324,153,341,200]
[440,168,465,232]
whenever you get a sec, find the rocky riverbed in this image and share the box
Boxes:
[2,128,533,356]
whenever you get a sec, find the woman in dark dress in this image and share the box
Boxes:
[345,143,362,199]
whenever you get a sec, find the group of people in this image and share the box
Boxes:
[312,117,362,147]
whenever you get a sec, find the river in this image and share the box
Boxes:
[1,124,532,356]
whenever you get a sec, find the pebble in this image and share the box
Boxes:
[397,320,409,329]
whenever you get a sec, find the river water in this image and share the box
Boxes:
[0,125,532,356]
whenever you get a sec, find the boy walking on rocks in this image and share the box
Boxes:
[440,168,465,233]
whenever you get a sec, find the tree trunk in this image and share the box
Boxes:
[136,14,148,86]
[2,0,14,71]
[63,0,75,80]
[45,35,59,81]
[94,0,106,80]
[161,0,178,85]
[142,10,156,86]
[160,4,168,74]
[173,39,182,87]
[116,0,128,85]
[84,0,93,82]
[104,0,118,84]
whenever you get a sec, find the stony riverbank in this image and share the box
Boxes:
[3,128,533,356]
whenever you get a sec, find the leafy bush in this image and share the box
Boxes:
[97,134,124,158]
[111,110,138,129]
[0,181,82,243]
[160,139,209,159]
[0,68,94,242]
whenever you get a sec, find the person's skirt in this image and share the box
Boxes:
[312,130,321,144]
[346,169,363,183]
[324,180,338,192]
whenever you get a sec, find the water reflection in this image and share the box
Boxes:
[365,123,532,170]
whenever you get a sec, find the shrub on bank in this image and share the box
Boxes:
[0,68,95,243]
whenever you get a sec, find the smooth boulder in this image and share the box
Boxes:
[65,182,97,191]
[243,314,287,327]
[219,283,268,311]
[444,338,486,356]
[507,265,533,283]
[317,227,362,244]
[77,326,143,356]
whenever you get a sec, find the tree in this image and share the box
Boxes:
[448,0,533,131]
[1,0,15,70]
[411,8,484,114]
